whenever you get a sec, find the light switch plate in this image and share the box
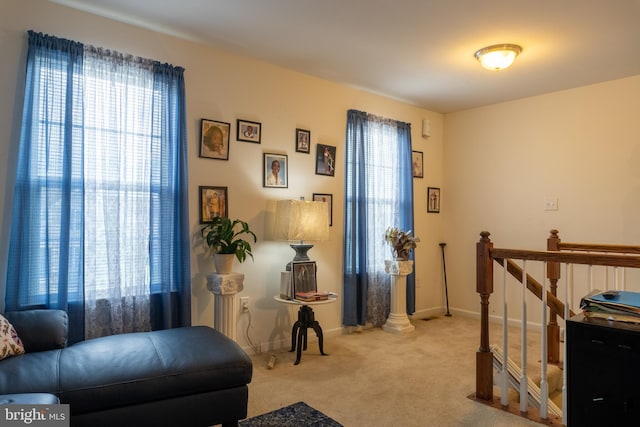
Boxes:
[544,197,558,211]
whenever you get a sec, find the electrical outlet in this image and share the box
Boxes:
[240,297,249,312]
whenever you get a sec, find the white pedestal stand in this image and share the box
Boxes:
[382,260,415,334]
[206,272,244,340]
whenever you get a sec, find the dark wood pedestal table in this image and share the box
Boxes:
[273,296,337,365]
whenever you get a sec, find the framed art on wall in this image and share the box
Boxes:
[237,119,261,143]
[264,153,288,188]
[315,144,336,176]
[312,193,333,226]
[412,150,423,178]
[200,119,230,160]
[427,187,440,213]
[200,186,228,223]
[295,128,311,153]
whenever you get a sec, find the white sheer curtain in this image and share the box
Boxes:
[82,47,154,337]
[362,119,403,326]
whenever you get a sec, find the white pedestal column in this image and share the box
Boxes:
[382,260,415,334]
[206,272,245,340]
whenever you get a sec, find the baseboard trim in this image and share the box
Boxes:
[420,307,544,331]
[409,306,446,319]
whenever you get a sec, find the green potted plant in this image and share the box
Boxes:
[384,226,419,261]
[201,216,257,274]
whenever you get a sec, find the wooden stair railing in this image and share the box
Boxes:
[491,345,562,418]
[493,257,575,322]
[496,253,575,365]
[547,230,561,364]
[475,231,640,424]
[546,229,640,363]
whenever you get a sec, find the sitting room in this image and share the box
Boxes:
[1,1,639,426]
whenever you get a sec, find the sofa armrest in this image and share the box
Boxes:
[4,310,68,352]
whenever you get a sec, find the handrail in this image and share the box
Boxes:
[492,248,640,268]
[549,229,640,254]
[475,230,640,425]
[558,242,640,254]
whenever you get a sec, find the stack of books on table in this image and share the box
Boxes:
[295,291,331,302]
[580,290,640,324]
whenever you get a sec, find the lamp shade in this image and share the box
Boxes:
[274,200,329,242]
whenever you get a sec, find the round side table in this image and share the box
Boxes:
[274,296,337,365]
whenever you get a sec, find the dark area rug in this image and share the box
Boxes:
[240,401,343,427]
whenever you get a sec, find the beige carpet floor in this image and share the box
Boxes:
[244,314,556,427]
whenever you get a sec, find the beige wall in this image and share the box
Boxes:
[0,0,444,351]
[444,75,640,321]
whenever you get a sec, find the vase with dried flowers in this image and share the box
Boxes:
[384,227,420,261]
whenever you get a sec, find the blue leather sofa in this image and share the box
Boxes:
[0,310,252,427]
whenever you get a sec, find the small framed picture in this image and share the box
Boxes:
[315,144,336,176]
[427,187,441,213]
[295,128,311,153]
[200,119,230,160]
[264,153,288,188]
[200,186,228,223]
[292,261,317,296]
[237,119,261,143]
[313,193,333,227]
[412,150,424,178]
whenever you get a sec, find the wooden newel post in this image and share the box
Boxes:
[546,229,560,364]
[476,231,494,401]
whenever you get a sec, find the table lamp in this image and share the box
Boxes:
[274,199,329,271]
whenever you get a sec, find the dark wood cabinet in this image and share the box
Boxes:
[567,314,640,427]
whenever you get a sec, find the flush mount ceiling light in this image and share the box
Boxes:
[474,44,522,71]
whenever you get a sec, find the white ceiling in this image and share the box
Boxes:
[53,0,640,113]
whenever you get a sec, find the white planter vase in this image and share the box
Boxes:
[206,272,245,340]
[214,253,235,274]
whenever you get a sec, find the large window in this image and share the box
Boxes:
[6,31,191,341]
[343,110,414,327]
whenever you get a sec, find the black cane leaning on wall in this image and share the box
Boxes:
[439,242,452,317]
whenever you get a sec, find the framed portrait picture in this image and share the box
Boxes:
[312,193,333,227]
[199,186,228,223]
[315,144,336,176]
[200,119,230,160]
[295,128,311,153]
[292,261,317,296]
[427,187,441,213]
[412,150,424,178]
[237,119,261,143]
[264,153,288,188]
